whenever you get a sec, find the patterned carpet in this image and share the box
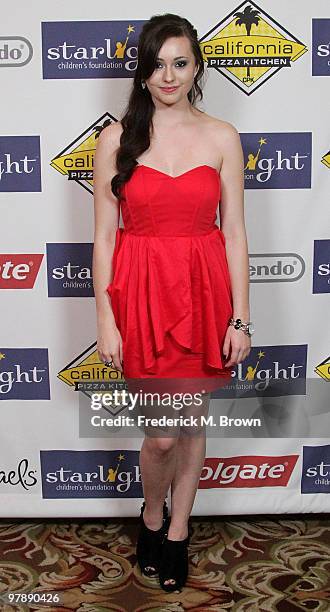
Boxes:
[0,514,329,611]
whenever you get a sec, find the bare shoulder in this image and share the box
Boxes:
[196,112,242,168]
[201,112,240,142]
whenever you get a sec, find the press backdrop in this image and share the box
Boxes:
[1,0,329,516]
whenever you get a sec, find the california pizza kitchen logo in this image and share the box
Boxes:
[58,342,128,416]
[314,355,330,381]
[321,146,330,169]
[199,1,307,95]
[50,113,117,194]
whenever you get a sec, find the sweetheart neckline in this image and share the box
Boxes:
[135,164,220,180]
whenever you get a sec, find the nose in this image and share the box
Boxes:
[163,65,175,83]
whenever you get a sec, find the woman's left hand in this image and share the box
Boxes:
[222,325,251,367]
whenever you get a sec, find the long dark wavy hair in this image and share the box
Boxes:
[111,13,206,200]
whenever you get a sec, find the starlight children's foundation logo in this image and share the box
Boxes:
[40,450,142,498]
[312,19,330,76]
[301,445,330,493]
[50,113,116,194]
[214,344,308,398]
[313,240,330,294]
[46,243,93,297]
[0,136,41,192]
[41,21,143,79]
[241,133,312,188]
[199,1,307,95]
[0,349,50,399]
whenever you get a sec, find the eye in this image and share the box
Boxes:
[155,60,188,69]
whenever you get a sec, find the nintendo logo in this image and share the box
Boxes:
[0,37,33,67]
[249,253,305,282]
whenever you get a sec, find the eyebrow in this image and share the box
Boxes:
[156,56,189,60]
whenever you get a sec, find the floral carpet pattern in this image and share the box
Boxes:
[0,515,329,611]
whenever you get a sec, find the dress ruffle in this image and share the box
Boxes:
[107,227,233,376]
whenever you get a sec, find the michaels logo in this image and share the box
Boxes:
[215,344,308,398]
[46,243,93,297]
[0,136,41,192]
[241,133,312,188]
[250,254,305,283]
[0,254,43,289]
[0,36,33,67]
[42,21,143,79]
[0,458,38,492]
[199,454,298,488]
[312,19,330,76]
[313,240,330,294]
[51,113,116,194]
[0,349,50,400]
[302,445,330,494]
[40,450,142,498]
[199,1,307,95]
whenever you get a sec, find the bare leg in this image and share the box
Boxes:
[139,434,178,529]
[163,392,211,586]
[138,431,179,574]
[137,388,181,528]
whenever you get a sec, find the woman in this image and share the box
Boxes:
[93,13,252,592]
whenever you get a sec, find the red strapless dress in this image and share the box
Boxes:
[107,164,233,394]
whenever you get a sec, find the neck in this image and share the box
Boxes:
[152,101,197,129]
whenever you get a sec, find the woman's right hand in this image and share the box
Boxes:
[97,320,123,373]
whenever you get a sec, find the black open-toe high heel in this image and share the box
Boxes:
[159,523,192,592]
[136,500,170,577]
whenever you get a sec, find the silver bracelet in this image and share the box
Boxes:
[229,317,254,337]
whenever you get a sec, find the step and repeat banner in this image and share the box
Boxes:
[1,2,329,517]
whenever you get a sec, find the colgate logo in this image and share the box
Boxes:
[0,254,43,288]
[199,455,299,488]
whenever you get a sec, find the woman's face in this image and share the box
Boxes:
[145,35,198,104]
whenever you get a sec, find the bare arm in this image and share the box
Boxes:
[92,123,123,370]
[218,123,250,322]
[216,122,251,367]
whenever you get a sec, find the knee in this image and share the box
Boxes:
[146,436,178,455]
